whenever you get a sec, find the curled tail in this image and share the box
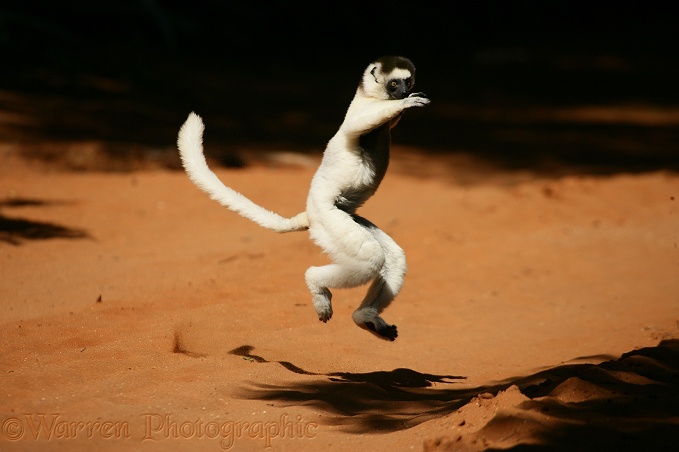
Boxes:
[177,112,308,233]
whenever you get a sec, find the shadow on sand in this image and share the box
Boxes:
[0,198,90,245]
[229,340,679,448]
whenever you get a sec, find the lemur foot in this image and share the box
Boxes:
[312,288,333,322]
[365,321,398,341]
[353,309,398,340]
[318,310,333,323]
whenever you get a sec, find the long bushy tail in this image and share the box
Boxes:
[177,112,308,233]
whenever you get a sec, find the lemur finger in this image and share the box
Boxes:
[408,92,429,99]
[404,96,431,108]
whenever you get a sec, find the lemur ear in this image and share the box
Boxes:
[370,66,378,83]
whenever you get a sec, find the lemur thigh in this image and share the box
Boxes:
[305,263,374,323]
[350,221,406,340]
[305,214,386,323]
[311,206,385,264]
[355,228,406,311]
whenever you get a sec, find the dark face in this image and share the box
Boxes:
[362,56,417,101]
[386,76,414,99]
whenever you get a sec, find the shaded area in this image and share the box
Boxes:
[232,340,679,447]
[229,344,464,382]
[411,112,679,176]
[230,345,466,430]
[505,341,679,451]
[173,329,207,358]
[0,198,89,245]
[1,1,678,176]
[0,216,89,245]
[0,198,53,208]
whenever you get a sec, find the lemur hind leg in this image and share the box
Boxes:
[305,263,376,322]
[351,219,406,341]
[305,213,387,324]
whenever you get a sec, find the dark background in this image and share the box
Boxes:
[2,0,678,173]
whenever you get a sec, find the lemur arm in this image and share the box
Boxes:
[340,95,428,139]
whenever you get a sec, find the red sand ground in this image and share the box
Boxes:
[1,148,678,451]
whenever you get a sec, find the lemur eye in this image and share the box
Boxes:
[405,78,412,87]
[390,81,398,88]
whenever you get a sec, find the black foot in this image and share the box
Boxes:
[365,322,398,341]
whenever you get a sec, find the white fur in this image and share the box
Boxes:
[177,57,429,340]
[177,113,309,233]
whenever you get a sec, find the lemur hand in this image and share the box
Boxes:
[404,92,430,108]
